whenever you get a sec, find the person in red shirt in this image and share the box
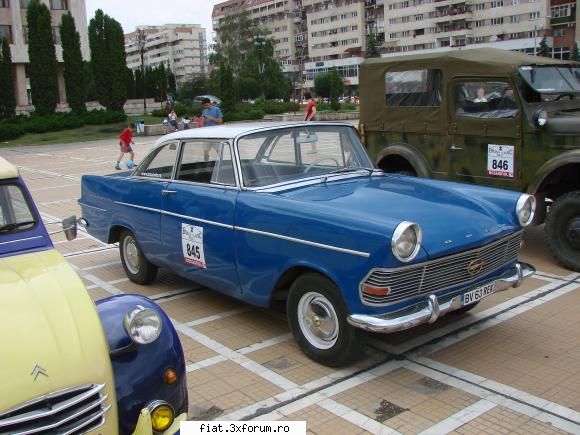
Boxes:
[303,92,318,154]
[115,123,136,170]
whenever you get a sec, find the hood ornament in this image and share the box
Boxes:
[31,364,48,381]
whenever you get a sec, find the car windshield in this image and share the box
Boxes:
[0,184,36,234]
[519,65,580,97]
[236,125,374,188]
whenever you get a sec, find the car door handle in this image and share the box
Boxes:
[161,190,177,196]
[450,144,463,151]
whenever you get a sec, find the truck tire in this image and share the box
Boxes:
[119,229,158,284]
[545,191,580,272]
[287,273,364,367]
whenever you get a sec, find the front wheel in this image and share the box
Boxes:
[545,191,580,272]
[119,229,158,284]
[287,273,364,367]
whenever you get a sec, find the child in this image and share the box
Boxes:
[116,123,136,170]
[183,116,191,130]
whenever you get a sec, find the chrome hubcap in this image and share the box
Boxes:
[297,292,339,350]
[123,236,140,275]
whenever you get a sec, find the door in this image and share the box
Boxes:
[160,140,241,296]
[449,79,523,189]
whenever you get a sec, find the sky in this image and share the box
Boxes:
[85,0,223,43]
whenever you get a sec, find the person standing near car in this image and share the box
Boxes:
[303,92,318,154]
[115,123,136,170]
[201,98,224,161]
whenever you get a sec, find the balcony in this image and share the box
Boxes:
[550,15,574,25]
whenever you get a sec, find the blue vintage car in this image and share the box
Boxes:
[0,157,187,434]
[79,122,535,367]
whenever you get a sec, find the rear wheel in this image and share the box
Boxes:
[545,191,580,272]
[287,273,364,367]
[119,229,158,284]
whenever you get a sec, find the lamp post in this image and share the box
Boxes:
[254,35,266,99]
[137,29,147,112]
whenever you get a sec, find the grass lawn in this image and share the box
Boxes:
[1,115,164,147]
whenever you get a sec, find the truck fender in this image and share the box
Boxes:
[526,150,580,195]
[375,143,431,178]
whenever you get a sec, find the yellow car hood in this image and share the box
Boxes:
[0,249,117,424]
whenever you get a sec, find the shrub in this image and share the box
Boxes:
[0,124,23,141]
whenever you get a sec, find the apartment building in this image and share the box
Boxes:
[0,0,89,112]
[125,24,208,86]
[550,0,577,59]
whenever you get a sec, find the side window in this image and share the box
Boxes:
[385,69,442,107]
[135,142,178,179]
[177,141,235,186]
[455,81,519,119]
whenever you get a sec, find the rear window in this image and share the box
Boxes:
[385,69,442,107]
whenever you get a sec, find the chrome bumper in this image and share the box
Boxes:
[347,262,535,333]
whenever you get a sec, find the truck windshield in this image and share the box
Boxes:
[519,65,580,95]
[0,184,36,234]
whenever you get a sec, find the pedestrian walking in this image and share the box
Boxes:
[303,92,318,154]
[116,123,136,170]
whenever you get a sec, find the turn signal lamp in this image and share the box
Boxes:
[164,368,177,385]
[362,284,391,297]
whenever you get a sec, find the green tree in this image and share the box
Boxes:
[211,11,257,75]
[135,68,144,100]
[126,67,136,99]
[88,9,127,111]
[219,62,237,114]
[176,74,208,101]
[314,71,344,99]
[168,70,177,95]
[573,43,580,62]
[537,36,550,57]
[366,33,381,58]
[156,63,168,101]
[0,37,16,119]
[60,12,85,113]
[329,68,342,110]
[27,0,59,114]
[83,61,97,102]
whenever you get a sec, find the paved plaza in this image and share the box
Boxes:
[2,135,579,434]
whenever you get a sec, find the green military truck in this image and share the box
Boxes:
[359,48,580,271]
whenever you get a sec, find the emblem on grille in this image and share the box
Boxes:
[30,364,48,381]
[466,258,485,276]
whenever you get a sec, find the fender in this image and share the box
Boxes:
[375,142,432,178]
[526,149,580,195]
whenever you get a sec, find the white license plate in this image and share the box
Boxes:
[463,282,495,306]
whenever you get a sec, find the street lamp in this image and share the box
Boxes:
[137,29,147,111]
[254,35,266,99]
[533,16,551,56]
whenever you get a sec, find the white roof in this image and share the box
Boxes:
[154,121,354,146]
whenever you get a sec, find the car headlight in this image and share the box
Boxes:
[123,306,162,345]
[391,221,422,262]
[147,401,175,432]
[516,194,535,227]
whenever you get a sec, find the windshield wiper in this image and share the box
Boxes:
[0,220,36,232]
[327,167,375,175]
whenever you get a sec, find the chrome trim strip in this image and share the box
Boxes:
[77,201,107,212]
[0,236,44,246]
[236,226,370,258]
[61,404,111,435]
[348,262,535,333]
[254,171,379,193]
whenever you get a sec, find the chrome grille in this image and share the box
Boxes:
[0,384,110,435]
[362,231,522,305]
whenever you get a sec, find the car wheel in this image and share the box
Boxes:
[453,301,479,314]
[287,273,364,367]
[119,229,158,284]
[545,191,580,272]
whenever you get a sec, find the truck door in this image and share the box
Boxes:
[449,79,523,189]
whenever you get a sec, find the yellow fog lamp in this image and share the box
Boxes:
[147,401,175,432]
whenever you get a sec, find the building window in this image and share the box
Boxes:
[491,17,504,25]
[389,18,397,24]
[401,16,410,23]
[475,3,485,10]
[553,28,566,37]
[529,11,540,20]
[551,5,570,18]
[490,0,503,8]
[50,0,67,9]
[475,20,485,27]
[415,14,423,21]
[511,0,519,4]
[0,25,11,43]
[20,0,29,8]
[510,15,519,23]
[0,0,9,7]
[402,30,410,37]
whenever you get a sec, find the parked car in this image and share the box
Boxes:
[79,122,535,367]
[192,95,221,107]
[359,48,580,271]
[0,157,187,434]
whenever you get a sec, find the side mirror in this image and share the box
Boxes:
[533,108,548,128]
[62,215,78,241]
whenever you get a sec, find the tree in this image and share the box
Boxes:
[219,62,237,114]
[537,36,550,57]
[314,70,344,99]
[168,70,177,95]
[211,11,257,75]
[573,43,580,62]
[88,9,127,111]
[60,12,85,113]
[83,61,97,102]
[0,37,16,119]
[366,33,381,58]
[176,74,208,101]
[134,68,144,100]
[27,0,59,114]
[329,68,342,111]
[126,68,136,99]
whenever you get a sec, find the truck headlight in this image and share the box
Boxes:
[124,306,162,345]
[516,194,535,227]
[391,221,422,262]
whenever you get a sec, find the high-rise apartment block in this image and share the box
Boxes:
[213,0,577,93]
[124,24,208,86]
[0,0,89,112]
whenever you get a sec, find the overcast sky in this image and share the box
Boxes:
[85,0,223,43]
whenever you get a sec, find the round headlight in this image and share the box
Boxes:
[147,401,175,432]
[123,306,162,345]
[391,221,422,262]
[516,194,536,227]
[534,109,548,128]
